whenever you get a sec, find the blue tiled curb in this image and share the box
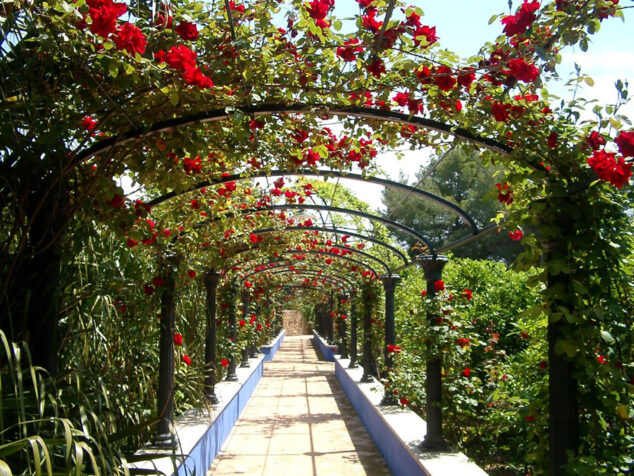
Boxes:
[312,331,337,361]
[261,329,286,361]
[334,358,426,476]
[173,330,285,476]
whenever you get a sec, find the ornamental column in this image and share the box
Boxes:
[360,284,374,383]
[339,293,349,359]
[379,274,400,405]
[348,298,359,368]
[225,286,238,381]
[240,289,250,368]
[204,271,221,404]
[155,253,180,447]
[417,255,449,451]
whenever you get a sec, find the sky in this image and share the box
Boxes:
[335,0,634,210]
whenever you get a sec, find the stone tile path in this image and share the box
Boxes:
[208,336,391,475]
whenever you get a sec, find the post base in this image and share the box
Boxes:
[153,432,176,449]
[380,392,397,406]
[360,373,373,383]
[225,372,238,381]
[418,435,449,452]
[207,392,220,405]
[348,361,359,369]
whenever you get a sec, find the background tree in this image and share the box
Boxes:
[381,148,522,261]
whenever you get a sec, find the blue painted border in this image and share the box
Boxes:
[334,359,427,476]
[312,331,337,361]
[261,329,286,362]
[174,331,285,476]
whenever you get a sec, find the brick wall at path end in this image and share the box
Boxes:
[282,310,311,336]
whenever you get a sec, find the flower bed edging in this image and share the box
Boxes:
[130,330,285,476]
[334,356,488,476]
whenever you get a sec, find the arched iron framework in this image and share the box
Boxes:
[237,264,357,291]
[245,269,354,293]
[209,203,434,253]
[148,169,478,233]
[221,240,391,275]
[247,226,409,264]
[231,249,378,278]
[75,104,512,164]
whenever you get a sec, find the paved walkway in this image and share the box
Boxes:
[208,335,391,475]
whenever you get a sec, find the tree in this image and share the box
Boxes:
[382,148,521,261]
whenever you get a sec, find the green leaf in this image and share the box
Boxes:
[600,330,615,344]
[169,92,179,106]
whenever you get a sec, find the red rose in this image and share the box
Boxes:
[462,368,471,378]
[221,358,229,367]
[336,38,363,62]
[143,284,155,296]
[82,116,98,131]
[161,44,197,72]
[539,360,548,370]
[152,276,165,287]
[597,355,608,364]
[491,101,511,122]
[501,0,539,37]
[462,289,473,300]
[434,65,456,91]
[586,131,605,150]
[175,21,199,41]
[412,25,437,48]
[587,150,633,188]
[366,58,385,78]
[495,182,514,205]
[509,229,524,241]
[239,319,246,327]
[524,415,535,422]
[107,193,125,208]
[508,58,539,83]
[182,354,192,366]
[420,290,427,296]
[113,22,146,55]
[174,333,183,346]
[187,269,196,279]
[547,131,558,149]
[434,280,445,291]
[399,397,409,406]
[88,0,127,38]
[615,131,634,157]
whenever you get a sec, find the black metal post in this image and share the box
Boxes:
[204,271,221,404]
[226,286,238,381]
[360,284,374,383]
[380,274,400,405]
[349,299,358,368]
[548,270,579,475]
[417,255,449,451]
[240,289,250,368]
[339,294,349,359]
[327,294,335,344]
[155,254,179,447]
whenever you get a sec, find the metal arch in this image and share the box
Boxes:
[250,226,408,264]
[221,239,391,274]
[210,203,435,253]
[235,262,358,290]
[243,268,354,294]
[148,169,478,233]
[227,258,360,288]
[268,285,332,301]
[74,103,512,164]
[232,248,378,278]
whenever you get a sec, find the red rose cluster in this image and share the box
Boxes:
[306,0,333,30]
[501,0,540,37]
[155,45,214,89]
[83,0,145,55]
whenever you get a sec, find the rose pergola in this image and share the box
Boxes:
[0,0,632,474]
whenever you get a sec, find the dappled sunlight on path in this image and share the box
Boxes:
[208,336,391,475]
